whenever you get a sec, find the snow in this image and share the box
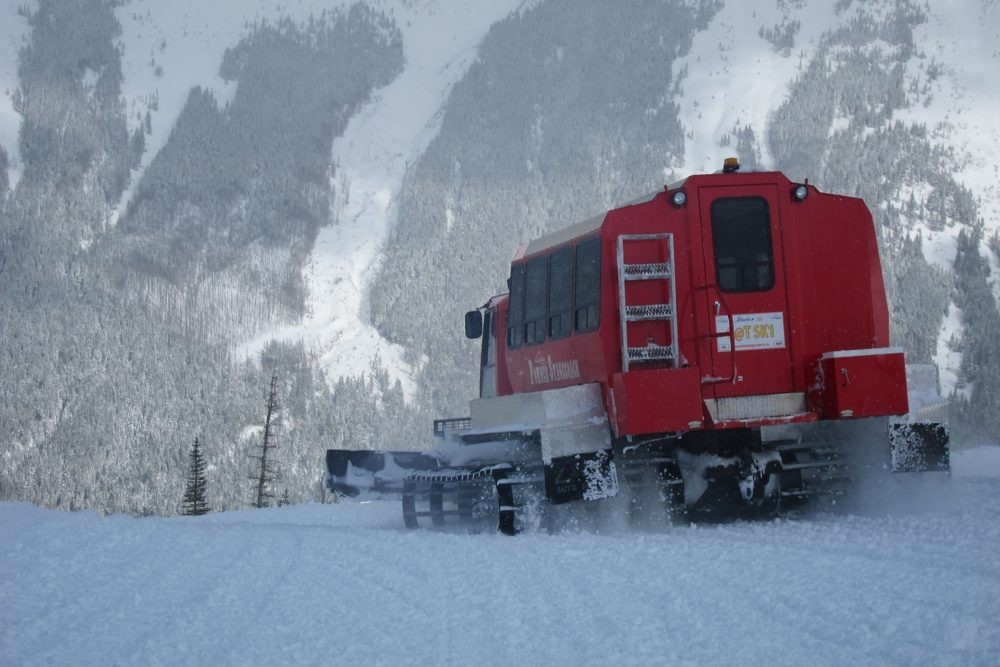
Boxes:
[115,0,414,221]
[3,448,1000,665]
[239,0,525,399]
[115,0,270,225]
[671,0,838,175]
[935,302,967,399]
[0,0,34,191]
[895,0,1000,310]
[952,444,1000,479]
[898,0,1000,237]
[112,0,522,397]
[914,221,961,273]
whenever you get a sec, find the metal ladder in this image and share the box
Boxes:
[616,234,679,372]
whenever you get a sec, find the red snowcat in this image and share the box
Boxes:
[326,159,950,533]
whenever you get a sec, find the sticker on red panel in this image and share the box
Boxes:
[716,312,786,351]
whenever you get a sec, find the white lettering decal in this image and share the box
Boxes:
[528,355,582,385]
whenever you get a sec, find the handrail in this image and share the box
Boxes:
[695,284,737,384]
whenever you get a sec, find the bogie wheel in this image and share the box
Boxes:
[739,470,780,519]
[495,475,518,535]
[402,478,419,529]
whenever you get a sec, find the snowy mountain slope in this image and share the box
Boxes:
[9,0,992,398]
[901,0,1000,242]
[112,0,526,398]
[0,1,33,190]
[237,0,526,398]
[672,0,837,174]
[2,448,999,666]
[900,0,1000,393]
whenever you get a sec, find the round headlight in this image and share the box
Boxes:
[671,190,687,207]
[793,185,808,201]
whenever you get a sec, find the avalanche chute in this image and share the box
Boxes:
[326,159,950,533]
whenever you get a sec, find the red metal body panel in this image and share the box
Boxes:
[610,368,703,434]
[489,169,903,438]
[817,350,908,419]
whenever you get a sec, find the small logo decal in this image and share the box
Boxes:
[715,312,786,352]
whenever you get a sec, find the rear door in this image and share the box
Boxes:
[698,185,793,399]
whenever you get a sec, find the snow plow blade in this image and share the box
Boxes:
[325,449,439,497]
[888,422,950,473]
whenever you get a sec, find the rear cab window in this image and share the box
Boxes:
[710,197,774,293]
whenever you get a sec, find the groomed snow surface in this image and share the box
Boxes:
[2,447,999,666]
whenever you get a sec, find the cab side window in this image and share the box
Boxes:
[508,236,601,349]
[507,263,524,349]
[548,246,573,339]
[523,256,548,346]
[574,236,601,332]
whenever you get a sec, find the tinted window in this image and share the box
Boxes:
[548,247,573,339]
[711,197,774,292]
[574,236,601,332]
[507,264,524,348]
[523,256,548,346]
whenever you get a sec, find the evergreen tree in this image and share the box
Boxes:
[181,437,210,516]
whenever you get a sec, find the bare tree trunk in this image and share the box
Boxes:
[253,372,280,508]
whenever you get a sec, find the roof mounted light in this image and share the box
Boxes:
[722,157,740,173]
[671,190,687,208]
[792,184,809,202]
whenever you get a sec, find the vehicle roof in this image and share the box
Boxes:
[513,169,795,261]
[518,189,662,259]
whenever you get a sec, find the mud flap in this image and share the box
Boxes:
[888,422,950,472]
[544,448,618,504]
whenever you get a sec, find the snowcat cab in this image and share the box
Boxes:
[326,159,950,533]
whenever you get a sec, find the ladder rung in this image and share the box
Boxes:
[627,345,675,362]
[623,262,671,280]
[617,233,678,373]
[625,304,672,321]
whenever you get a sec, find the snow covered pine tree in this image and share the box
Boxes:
[182,437,210,516]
